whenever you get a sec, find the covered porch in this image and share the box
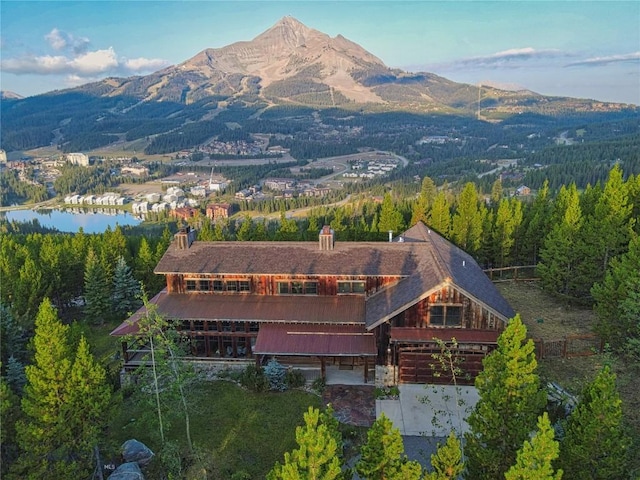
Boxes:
[253,323,377,383]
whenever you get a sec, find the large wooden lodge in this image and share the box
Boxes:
[112,222,514,384]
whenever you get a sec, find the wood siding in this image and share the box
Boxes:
[390,285,504,331]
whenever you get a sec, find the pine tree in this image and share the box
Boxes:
[492,198,523,267]
[378,193,404,234]
[1,370,19,476]
[356,413,422,480]
[267,406,342,480]
[505,413,562,480]
[465,315,546,480]
[558,366,630,479]
[14,298,74,478]
[452,182,485,255]
[135,237,156,293]
[112,256,142,318]
[520,180,551,265]
[235,214,254,241]
[491,178,503,205]
[0,304,26,366]
[424,431,464,480]
[573,165,635,299]
[411,176,437,225]
[6,355,27,394]
[429,191,452,238]
[83,248,111,324]
[537,183,583,297]
[63,337,112,458]
[592,235,640,348]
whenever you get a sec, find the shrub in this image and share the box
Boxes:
[285,368,306,389]
[264,358,287,391]
[312,377,326,394]
[239,364,268,392]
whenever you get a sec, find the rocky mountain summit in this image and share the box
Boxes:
[75,16,585,113]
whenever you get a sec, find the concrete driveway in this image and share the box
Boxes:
[376,384,479,437]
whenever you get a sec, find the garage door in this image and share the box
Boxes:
[398,347,488,384]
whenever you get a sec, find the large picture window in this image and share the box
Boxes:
[277,281,318,295]
[187,278,251,293]
[337,281,366,294]
[429,305,463,327]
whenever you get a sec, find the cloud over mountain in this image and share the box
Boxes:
[1,27,170,79]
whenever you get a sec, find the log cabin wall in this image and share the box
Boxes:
[389,285,504,331]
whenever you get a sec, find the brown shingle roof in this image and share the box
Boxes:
[140,222,514,335]
[155,241,419,276]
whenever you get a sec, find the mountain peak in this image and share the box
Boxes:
[252,15,324,48]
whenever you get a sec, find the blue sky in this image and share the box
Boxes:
[1,1,639,104]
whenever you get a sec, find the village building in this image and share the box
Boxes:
[206,203,231,221]
[112,222,514,384]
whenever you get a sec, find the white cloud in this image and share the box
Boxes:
[44,28,90,54]
[124,57,169,72]
[69,48,119,74]
[565,51,640,67]
[45,28,67,50]
[455,47,565,68]
[1,46,169,78]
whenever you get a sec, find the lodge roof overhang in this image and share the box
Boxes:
[390,327,501,344]
[253,323,377,357]
[110,290,366,336]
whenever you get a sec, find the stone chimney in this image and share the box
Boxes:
[319,225,335,251]
[175,226,196,250]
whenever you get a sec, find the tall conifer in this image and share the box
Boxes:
[465,315,546,480]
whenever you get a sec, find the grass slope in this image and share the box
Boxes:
[110,380,322,479]
[498,281,640,474]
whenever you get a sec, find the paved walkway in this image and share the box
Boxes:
[376,384,479,437]
[322,385,376,427]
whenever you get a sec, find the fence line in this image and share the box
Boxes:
[484,265,539,282]
[533,334,603,360]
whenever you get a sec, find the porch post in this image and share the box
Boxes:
[320,357,326,381]
[364,357,369,383]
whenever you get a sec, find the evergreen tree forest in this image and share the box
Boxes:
[1,165,639,477]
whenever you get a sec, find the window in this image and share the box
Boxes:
[239,280,250,292]
[213,280,224,292]
[337,281,366,294]
[199,280,210,291]
[226,280,238,292]
[429,305,463,327]
[186,280,197,291]
[291,282,303,294]
[277,281,318,295]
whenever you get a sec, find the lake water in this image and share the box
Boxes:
[1,208,142,233]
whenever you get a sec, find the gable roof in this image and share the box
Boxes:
[146,221,514,330]
[365,222,514,328]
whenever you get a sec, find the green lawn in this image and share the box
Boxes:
[109,379,322,479]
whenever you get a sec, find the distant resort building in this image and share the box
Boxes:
[65,152,89,166]
[121,166,149,176]
[64,192,128,206]
[206,203,231,221]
